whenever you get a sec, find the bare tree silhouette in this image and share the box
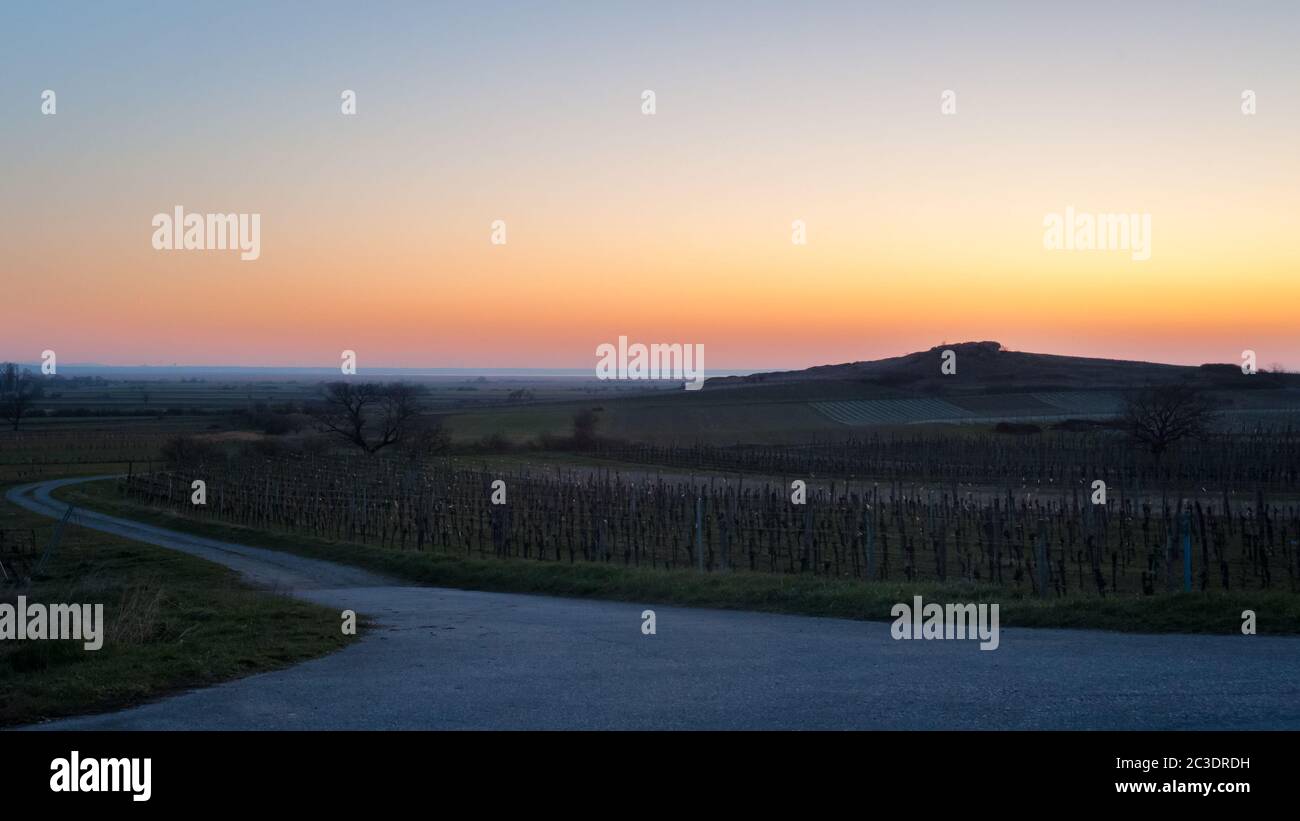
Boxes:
[307,382,422,454]
[1123,383,1216,457]
[0,363,42,431]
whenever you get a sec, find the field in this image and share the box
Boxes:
[55,478,1300,634]
[5,360,1300,640]
[0,478,356,726]
[116,430,1300,600]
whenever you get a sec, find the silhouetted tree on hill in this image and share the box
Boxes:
[1123,383,1216,457]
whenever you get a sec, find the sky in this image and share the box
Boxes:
[2,1,1298,370]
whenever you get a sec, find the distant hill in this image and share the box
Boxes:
[704,342,1298,395]
[444,342,1300,445]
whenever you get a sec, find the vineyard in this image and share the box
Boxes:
[122,444,1300,597]
[811,391,1128,425]
[0,430,170,482]
[594,428,1300,495]
[0,430,170,461]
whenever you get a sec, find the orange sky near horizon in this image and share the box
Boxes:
[3,2,1298,371]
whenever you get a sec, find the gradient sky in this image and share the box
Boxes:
[2,1,1298,370]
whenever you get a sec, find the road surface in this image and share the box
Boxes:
[8,477,1300,730]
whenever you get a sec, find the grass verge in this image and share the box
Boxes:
[53,478,1300,635]
[1,483,358,727]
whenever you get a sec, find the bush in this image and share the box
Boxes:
[572,409,599,449]
[235,406,303,436]
[468,433,515,454]
[159,436,221,467]
[399,418,451,459]
[994,422,1041,435]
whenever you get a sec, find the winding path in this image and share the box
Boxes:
[8,477,1300,730]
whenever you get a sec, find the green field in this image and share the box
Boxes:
[444,393,847,445]
[0,481,358,726]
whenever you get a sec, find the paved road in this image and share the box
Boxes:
[8,478,1300,730]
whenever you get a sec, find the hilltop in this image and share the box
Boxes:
[704,342,1295,395]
